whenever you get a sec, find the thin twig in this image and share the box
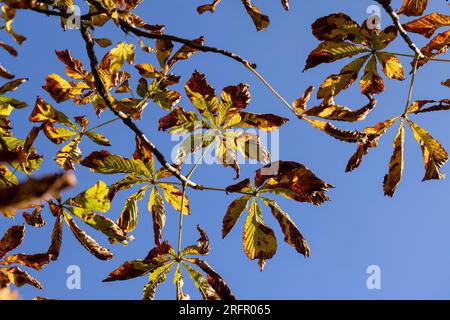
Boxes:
[374,0,424,59]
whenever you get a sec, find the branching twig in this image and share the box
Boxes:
[375,0,424,59]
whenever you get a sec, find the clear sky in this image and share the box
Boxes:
[3,0,450,299]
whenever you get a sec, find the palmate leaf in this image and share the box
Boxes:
[222,161,331,268]
[161,71,287,177]
[302,93,377,123]
[109,42,135,73]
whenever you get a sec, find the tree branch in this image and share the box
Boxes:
[375,0,424,59]
[79,24,201,190]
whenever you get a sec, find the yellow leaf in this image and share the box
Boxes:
[383,120,405,197]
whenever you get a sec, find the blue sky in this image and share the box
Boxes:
[2,0,450,299]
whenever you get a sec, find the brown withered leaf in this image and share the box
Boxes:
[63,212,113,261]
[383,120,405,197]
[256,161,333,205]
[403,13,450,38]
[0,225,25,260]
[22,206,45,228]
[408,119,448,181]
[0,64,14,80]
[0,253,51,271]
[398,0,429,16]
[443,79,450,87]
[0,172,76,211]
